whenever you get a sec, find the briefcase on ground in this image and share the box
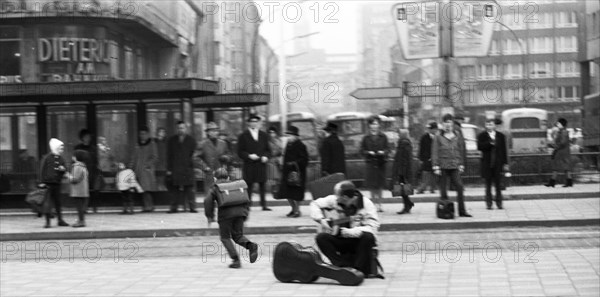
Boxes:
[308,173,345,200]
[215,180,249,208]
[436,200,455,219]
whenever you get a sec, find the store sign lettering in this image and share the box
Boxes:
[38,38,111,63]
[38,37,113,82]
[0,75,23,83]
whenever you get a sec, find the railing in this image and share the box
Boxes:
[1,153,598,195]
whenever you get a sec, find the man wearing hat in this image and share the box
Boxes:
[477,118,509,209]
[320,122,346,176]
[417,122,438,194]
[198,122,231,194]
[237,115,272,211]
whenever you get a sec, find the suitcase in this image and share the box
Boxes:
[308,173,345,200]
[214,180,249,208]
[436,200,455,219]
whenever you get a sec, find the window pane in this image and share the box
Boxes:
[0,107,38,193]
[97,105,137,173]
[47,106,87,162]
[511,118,541,129]
[147,103,181,138]
[0,40,21,76]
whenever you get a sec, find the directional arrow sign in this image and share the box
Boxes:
[350,87,403,100]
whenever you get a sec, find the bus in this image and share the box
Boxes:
[326,112,399,158]
[501,108,549,154]
[268,112,320,160]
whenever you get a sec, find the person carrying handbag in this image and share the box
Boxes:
[278,126,309,218]
[391,129,415,214]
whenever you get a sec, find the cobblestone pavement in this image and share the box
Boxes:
[1,227,598,296]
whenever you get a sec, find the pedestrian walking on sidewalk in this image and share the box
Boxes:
[361,116,389,212]
[477,118,509,210]
[68,150,89,227]
[392,129,415,214]
[204,168,258,269]
[237,115,272,211]
[131,126,157,212]
[432,114,472,217]
[39,138,69,228]
[545,118,574,188]
[417,122,438,194]
[278,126,309,218]
[167,121,198,213]
[116,162,143,214]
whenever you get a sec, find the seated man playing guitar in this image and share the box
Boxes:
[310,181,381,277]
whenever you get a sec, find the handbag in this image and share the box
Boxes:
[392,183,414,196]
[25,188,48,213]
[286,162,302,187]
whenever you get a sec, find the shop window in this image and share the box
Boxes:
[0,107,38,193]
[147,103,182,138]
[96,105,137,174]
[46,105,87,163]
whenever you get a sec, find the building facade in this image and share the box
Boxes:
[455,0,585,127]
[0,0,275,194]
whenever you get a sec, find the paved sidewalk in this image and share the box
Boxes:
[1,195,598,241]
[2,245,598,296]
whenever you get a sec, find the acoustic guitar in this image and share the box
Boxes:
[317,196,360,236]
[272,241,364,286]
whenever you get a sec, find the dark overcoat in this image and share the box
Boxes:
[392,138,414,184]
[167,135,197,186]
[320,134,346,175]
[278,139,309,201]
[550,128,571,171]
[418,133,434,172]
[361,132,389,189]
[237,129,271,183]
[477,131,508,179]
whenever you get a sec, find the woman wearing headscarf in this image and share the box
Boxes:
[545,118,573,187]
[39,138,69,228]
[360,116,389,212]
[392,129,415,214]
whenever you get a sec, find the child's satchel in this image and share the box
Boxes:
[215,180,250,208]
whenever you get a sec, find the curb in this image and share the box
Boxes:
[2,218,598,242]
[1,191,598,216]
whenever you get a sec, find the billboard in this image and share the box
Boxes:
[392,1,441,60]
[451,1,496,57]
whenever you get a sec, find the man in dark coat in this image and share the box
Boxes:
[74,129,100,213]
[167,121,197,213]
[237,115,272,211]
[319,122,346,176]
[477,118,509,210]
[417,122,438,194]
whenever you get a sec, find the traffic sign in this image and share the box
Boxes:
[350,87,403,100]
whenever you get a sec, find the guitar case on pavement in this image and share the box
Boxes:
[272,241,364,286]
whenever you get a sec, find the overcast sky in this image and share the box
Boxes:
[257,1,360,55]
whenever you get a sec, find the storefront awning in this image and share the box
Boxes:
[0,78,219,103]
[193,93,270,108]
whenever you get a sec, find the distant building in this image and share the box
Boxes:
[579,0,600,149]
[455,0,585,127]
